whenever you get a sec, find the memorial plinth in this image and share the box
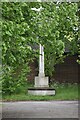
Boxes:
[35,76,49,88]
[28,44,55,96]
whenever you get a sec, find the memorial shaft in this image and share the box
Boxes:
[39,44,44,77]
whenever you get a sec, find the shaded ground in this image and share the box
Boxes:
[2,101,78,118]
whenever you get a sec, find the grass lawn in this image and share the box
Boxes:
[2,82,79,101]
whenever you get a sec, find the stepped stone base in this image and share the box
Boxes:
[28,88,55,96]
[28,76,55,95]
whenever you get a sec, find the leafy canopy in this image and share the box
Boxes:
[1,2,79,94]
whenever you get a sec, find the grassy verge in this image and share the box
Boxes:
[2,82,79,101]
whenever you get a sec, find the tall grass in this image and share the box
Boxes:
[2,82,79,101]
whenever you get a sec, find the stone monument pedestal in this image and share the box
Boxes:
[28,76,55,96]
[34,76,49,88]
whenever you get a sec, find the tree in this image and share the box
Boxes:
[77,2,80,64]
[1,2,79,94]
[2,3,35,94]
[29,2,79,76]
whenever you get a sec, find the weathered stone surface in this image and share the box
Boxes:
[28,89,55,95]
[34,76,49,88]
[39,44,44,76]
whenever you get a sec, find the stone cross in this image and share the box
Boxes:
[28,6,55,95]
[31,6,49,88]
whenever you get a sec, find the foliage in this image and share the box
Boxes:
[29,2,79,75]
[2,3,35,94]
[77,2,80,64]
[2,2,79,94]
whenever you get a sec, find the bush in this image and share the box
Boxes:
[2,64,30,94]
